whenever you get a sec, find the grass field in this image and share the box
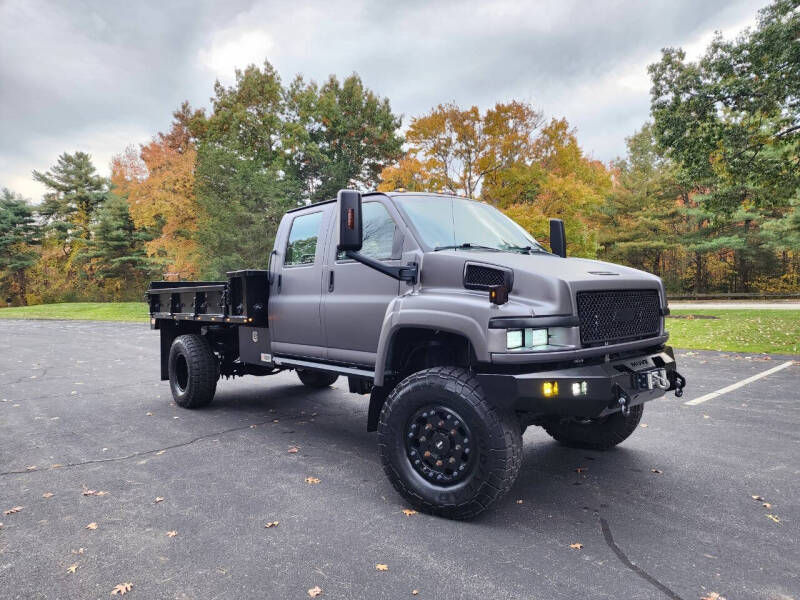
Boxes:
[667,309,800,355]
[0,302,149,322]
[1,303,797,355]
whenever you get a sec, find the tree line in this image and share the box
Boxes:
[1,0,797,305]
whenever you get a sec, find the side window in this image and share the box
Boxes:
[338,202,396,261]
[285,211,324,266]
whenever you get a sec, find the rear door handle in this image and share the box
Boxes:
[328,270,335,292]
[277,274,282,293]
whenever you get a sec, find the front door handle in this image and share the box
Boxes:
[277,274,282,293]
[328,270,335,292]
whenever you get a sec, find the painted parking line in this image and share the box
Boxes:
[684,360,795,406]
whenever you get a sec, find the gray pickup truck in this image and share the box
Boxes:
[147,190,686,519]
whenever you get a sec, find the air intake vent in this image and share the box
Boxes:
[463,262,513,291]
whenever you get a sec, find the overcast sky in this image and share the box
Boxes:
[0,0,769,201]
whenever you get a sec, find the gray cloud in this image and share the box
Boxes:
[0,0,768,199]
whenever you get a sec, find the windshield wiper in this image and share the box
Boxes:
[506,244,546,254]
[433,243,501,252]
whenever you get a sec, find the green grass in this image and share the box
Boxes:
[667,309,800,355]
[1,303,797,355]
[0,302,148,322]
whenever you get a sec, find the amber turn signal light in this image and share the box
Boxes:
[489,285,508,305]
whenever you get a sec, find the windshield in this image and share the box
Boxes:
[397,195,545,253]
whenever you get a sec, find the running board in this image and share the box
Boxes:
[272,356,375,379]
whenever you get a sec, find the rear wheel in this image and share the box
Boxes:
[168,334,218,409]
[542,404,644,450]
[296,369,339,388]
[378,367,522,520]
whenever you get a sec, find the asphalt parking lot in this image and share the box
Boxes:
[1,320,798,600]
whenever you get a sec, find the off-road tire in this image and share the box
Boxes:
[297,369,339,388]
[542,404,644,450]
[168,334,218,409]
[378,367,522,520]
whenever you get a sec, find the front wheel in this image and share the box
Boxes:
[378,367,522,520]
[542,404,644,450]
[168,334,218,409]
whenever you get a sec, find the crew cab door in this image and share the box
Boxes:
[269,207,332,359]
[322,199,402,366]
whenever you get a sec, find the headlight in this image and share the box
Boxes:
[507,328,549,351]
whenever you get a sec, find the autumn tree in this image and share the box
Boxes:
[395,101,543,197]
[0,189,39,305]
[112,110,203,279]
[490,119,611,257]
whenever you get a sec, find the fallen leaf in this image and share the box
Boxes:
[50,464,64,469]
[766,514,780,523]
[42,492,54,498]
[751,494,764,501]
[111,582,133,595]
[762,502,772,509]
[273,419,279,423]
[651,469,663,474]
[305,477,320,485]
[701,593,727,600]
[265,521,279,528]
[3,506,23,515]
[640,423,649,428]
[376,564,389,571]
[516,500,523,505]
[71,548,85,555]
[308,586,322,597]
[402,509,417,516]
[86,522,98,530]
[96,491,109,496]
[83,488,108,497]
[287,446,299,453]
[26,465,37,471]
[412,591,419,596]
[575,467,587,473]
[155,450,165,456]
[167,530,178,538]
[67,563,78,574]
[154,497,164,503]
[145,412,153,416]
[569,543,583,550]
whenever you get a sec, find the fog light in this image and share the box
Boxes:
[542,381,558,397]
[572,382,581,396]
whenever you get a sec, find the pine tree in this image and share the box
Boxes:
[0,188,39,305]
[32,152,108,243]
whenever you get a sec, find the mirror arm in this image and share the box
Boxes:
[344,251,418,284]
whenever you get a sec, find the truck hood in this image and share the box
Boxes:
[419,249,666,317]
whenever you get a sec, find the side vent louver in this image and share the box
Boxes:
[463,262,513,292]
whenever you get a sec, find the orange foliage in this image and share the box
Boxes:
[111,134,201,279]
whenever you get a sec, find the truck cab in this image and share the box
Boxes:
[147,190,685,519]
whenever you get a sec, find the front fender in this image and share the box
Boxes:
[374,292,489,386]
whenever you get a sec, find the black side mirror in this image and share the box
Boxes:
[549,218,566,258]
[337,189,363,252]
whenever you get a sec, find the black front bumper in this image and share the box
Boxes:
[477,346,684,419]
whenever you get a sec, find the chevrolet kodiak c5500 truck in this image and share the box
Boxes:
[147,190,686,519]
